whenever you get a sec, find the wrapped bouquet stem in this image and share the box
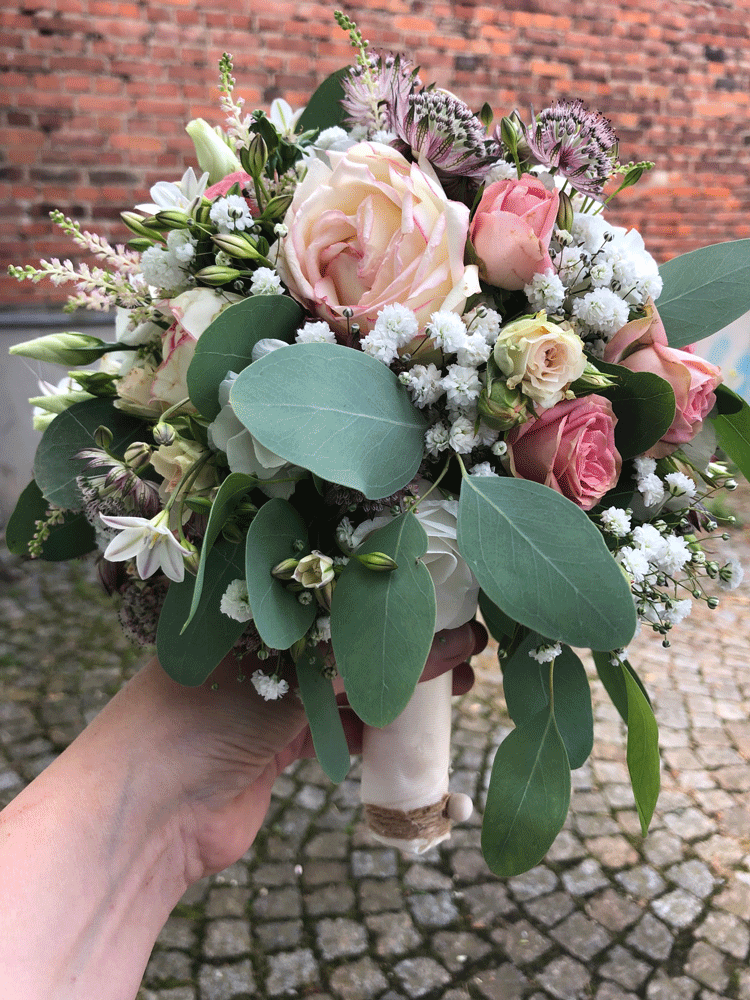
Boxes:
[7,14,750,875]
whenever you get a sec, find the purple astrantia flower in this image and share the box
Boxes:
[395,89,500,182]
[100,510,191,582]
[340,51,419,137]
[521,99,618,198]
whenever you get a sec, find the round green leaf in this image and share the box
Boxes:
[658,240,750,348]
[712,395,750,483]
[230,343,428,500]
[187,296,303,419]
[296,68,348,134]
[244,498,315,650]
[33,398,143,510]
[457,476,636,651]
[482,706,571,877]
[330,512,436,727]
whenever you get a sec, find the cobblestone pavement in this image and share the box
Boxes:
[2,490,750,1000]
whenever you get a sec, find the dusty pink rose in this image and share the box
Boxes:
[603,300,723,458]
[507,394,621,511]
[277,141,480,336]
[204,170,256,201]
[469,175,559,290]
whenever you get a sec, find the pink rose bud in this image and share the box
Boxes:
[603,300,723,458]
[506,394,621,511]
[469,175,559,290]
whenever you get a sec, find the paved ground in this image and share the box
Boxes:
[1,489,749,1000]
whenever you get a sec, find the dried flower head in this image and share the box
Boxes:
[395,89,499,181]
[523,99,618,198]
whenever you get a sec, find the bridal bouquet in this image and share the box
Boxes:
[8,14,750,875]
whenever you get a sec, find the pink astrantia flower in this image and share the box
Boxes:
[100,510,191,583]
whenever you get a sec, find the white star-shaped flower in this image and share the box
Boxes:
[100,510,191,582]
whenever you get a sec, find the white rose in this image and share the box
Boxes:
[493,313,586,409]
[207,373,302,500]
[350,496,479,631]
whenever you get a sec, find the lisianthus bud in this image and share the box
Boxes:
[153,209,191,230]
[499,115,520,156]
[126,237,157,252]
[211,233,263,260]
[354,551,398,572]
[271,557,299,580]
[478,379,532,431]
[121,211,158,239]
[293,551,335,589]
[10,332,106,366]
[247,133,268,177]
[185,118,242,183]
[195,265,243,286]
[185,496,213,514]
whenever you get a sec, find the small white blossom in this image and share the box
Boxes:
[250,267,283,295]
[140,245,187,292]
[219,578,254,622]
[524,269,566,313]
[529,641,562,663]
[448,415,479,454]
[335,517,355,552]
[456,332,492,367]
[589,258,614,287]
[209,194,253,232]
[632,524,667,563]
[443,364,482,408]
[425,422,451,456]
[475,422,500,447]
[664,471,696,500]
[465,305,502,344]
[298,591,313,605]
[485,161,519,183]
[469,461,497,477]
[718,556,744,591]
[600,507,631,538]
[638,472,665,508]
[428,311,470,354]
[99,510,190,583]
[309,615,332,642]
[251,670,289,701]
[166,229,196,263]
[618,546,650,584]
[296,320,336,344]
[399,364,444,407]
[373,303,419,347]
[572,288,630,336]
[663,599,692,625]
[633,455,657,478]
[657,534,692,575]
[491,439,508,458]
[609,648,628,666]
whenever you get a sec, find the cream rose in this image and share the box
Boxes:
[493,313,586,410]
[350,495,479,631]
[277,142,480,336]
[150,439,216,496]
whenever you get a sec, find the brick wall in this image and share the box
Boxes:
[2,0,749,309]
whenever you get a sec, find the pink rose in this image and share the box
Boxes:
[469,175,559,290]
[277,142,480,336]
[204,170,254,200]
[507,394,621,511]
[603,300,723,458]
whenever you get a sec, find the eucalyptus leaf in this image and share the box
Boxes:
[592,359,675,459]
[330,512,436,727]
[481,706,571,877]
[591,651,652,724]
[157,539,247,686]
[715,384,744,416]
[658,240,750,348]
[457,477,636,650]
[711,397,750,483]
[186,296,303,420]
[6,479,96,560]
[622,664,660,835]
[296,68,348,134]
[244,498,316,650]
[295,646,351,783]
[231,343,428,500]
[503,637,594,770]
[478,590,517,642]
[182,473,258,632]
[33,398,143,510]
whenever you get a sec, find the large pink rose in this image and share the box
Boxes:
[603,300,723,458]
[469,175,559,290]
[507,394,621,510]
[277,142,480,336]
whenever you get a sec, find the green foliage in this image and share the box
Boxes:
[230,342,428,500]
[186,296,303,419]
[711,393,750,483]
[482,704,571,876]
[157,539,247,686]
[622,665,660,835]
[592,360,675,459]
[295,646,351,783]
[330,512,436,727]
[457,476,636,650]
[296,68,349,134]
[244,498,316,650]
[658,240,750,347]
[6,479,96,560]
[33,398,142,510]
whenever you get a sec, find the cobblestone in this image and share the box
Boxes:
[3,486,750,1000]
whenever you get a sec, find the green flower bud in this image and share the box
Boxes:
[10,332,107,366]
[271,557,299,580]
[181,539,201,576]
[354,551,398,572]
[556,190,574,233]
[123,441,152,471]
[185,118,242,184]
[153,209,191,230]
[247,133,268,176]
[499,115,520,155]
[477,379,533,431]
[195,265,244,286]
[289,637,307,663]
[210,232,263,260]
[153,421,176,446]
[221,522,244,544]
[573,361,618,392]
[27,388,94,414]
[94,424,113,450]
[121,210,159,239]
[126,237,158,252]
[260,194,294,223]
[184,496,213,514]
[706,596,719,610]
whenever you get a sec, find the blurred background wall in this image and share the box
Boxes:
[2,0,750,518]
